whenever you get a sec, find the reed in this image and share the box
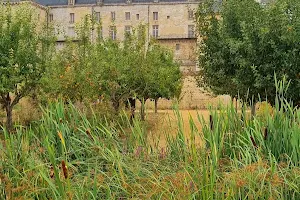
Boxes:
[1,79,300,199]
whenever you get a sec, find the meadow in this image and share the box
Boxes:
[1,79,300,200]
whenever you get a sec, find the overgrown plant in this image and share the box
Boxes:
[0,4,55,130]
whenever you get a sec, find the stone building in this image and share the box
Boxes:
[28,0,200,73]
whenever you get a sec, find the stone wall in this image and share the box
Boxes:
[50,3,198,40]
[137,76,232,110]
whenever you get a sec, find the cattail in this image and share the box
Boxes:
[57,131,65,147]
[61,160,68,179]
[189,181,194,191]
[209,115,213,131]
[159,147,166,160]
[50,166,54,179]
[135,146,143,157]
[86,128,93,140]
[250,136,258,149]
[264,127,268,140]
[122,146,128,155]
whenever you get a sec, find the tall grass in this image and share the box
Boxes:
[1,79,300,199]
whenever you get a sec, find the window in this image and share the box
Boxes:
[111,12,115,21]
[188,25,195,38]
[110,26,116,40]
[152,25,159,38]
[136,14,140,20]
[188,10,194,20]
[70,13,75,24]
[125,12,130,20]
[176,44,180,51]
[98,26,103,39]
[49,13,53,22]
[95,12,100,23]
[153,12,158,20]
[68,0,74,5]
[68,27,75,37]
[125,26,131,35]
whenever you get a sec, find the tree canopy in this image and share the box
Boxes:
[42,17,182,119]
[0,4,55,130]
[196,0,300,106]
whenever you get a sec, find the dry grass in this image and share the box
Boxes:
[0,97,41,127]
[145,109,209,147]
[136,76,233,110]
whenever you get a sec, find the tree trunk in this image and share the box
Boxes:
[129,98,136,123]
[140,98,146,121]
[5,104,13,131]
[154,98,158,114]
[112,100,120,114]
[4,93,13,131]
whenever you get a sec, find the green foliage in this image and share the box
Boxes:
[42,17,182,115]
[196,0,300,105]
[0,4,55,129]
[2,80,300,199]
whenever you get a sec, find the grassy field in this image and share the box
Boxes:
[1,92,300,199]
[146,110,206,147]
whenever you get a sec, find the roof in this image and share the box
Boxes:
[35,0,68,5]
[4,0,271,7]
[1,0,47,9]
[34,0,195,6]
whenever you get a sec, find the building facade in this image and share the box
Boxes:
[32,0,200,73]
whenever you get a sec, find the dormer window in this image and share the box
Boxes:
[68,0,74,5]
[188,10,194,20]
[97,0,103,5]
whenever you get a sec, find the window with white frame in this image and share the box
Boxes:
[125,26,131,34]
[68,0,74,5]
[188,25,195,38]
[188,10,194,20]
[152,25,159,38]
[68,27,75,37]
[110,26,116,40]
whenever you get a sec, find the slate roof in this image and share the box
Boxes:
[11,0,270,7]
[34,0,191,6]
[35,0,68,5]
